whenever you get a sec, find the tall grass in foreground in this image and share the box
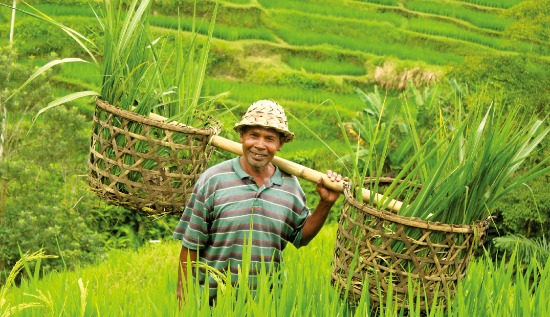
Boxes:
[2,225,549,316]
[0,250,57,316]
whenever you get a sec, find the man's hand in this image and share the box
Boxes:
[300,170,347,246]
[316,170,347,203]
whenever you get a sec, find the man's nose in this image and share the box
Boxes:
[253,138,268,149]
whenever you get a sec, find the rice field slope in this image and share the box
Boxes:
[0,0,546,167]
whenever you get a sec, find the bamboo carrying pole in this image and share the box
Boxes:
[145,111,403,213]
[210,135,403,213]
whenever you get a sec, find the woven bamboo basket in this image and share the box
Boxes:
[332,178,490,310]
[88,99,217,214]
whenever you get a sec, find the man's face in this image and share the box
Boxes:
[240,126,284,171]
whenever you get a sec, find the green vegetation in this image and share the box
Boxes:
[149,14,276,41]
[337,80,549,225]
[407,18,502,48]
[285,56,366,76]
[458,0,522,9]
[1,226,549,316]
[406,0,513,31]
[0,0,548,313]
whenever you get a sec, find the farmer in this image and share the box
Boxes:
[174,99,346,306]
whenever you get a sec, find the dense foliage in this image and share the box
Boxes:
[0,0,548,282]
[2,228,549,316]
[0,48,181,280]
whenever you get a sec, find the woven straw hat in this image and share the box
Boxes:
[234,100,295,142]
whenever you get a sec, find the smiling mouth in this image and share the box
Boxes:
[250,152,267,158]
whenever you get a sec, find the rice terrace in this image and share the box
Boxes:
[0,0,548,316]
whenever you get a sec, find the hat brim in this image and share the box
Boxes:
[234,123,295,143]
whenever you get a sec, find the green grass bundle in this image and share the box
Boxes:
[342,82,548,226]
[4,0,221,213]
[332,82,549,308]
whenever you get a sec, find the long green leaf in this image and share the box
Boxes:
[14,1,99,64]
[5,58,89,103]
[34,91,99,119]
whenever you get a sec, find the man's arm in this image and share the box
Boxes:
[299,170,345,246]
[177,246,197,308]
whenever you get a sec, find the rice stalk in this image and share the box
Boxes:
[0,250,56,317]
[77,278,88,317]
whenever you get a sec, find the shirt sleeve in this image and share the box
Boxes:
[290,204,310,248]
[172,177,210,250]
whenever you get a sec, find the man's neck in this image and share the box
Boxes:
[239,157,275,186]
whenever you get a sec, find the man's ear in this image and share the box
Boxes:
[278,139,285,151]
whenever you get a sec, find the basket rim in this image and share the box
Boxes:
[96,98,218,136]
[343,183,490,234]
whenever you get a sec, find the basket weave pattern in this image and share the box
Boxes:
[332,181,489,309]
[88,99,216,214]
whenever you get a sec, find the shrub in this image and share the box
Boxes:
[0,105,104,279]
[0,50,176,278]
[12,15,101,57]
[449,53,550,116]
[492,176,549,240]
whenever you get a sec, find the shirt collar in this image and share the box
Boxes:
[232,157,283,186]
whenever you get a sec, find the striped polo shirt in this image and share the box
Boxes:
[173,157,310,302]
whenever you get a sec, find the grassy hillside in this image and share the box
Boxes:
[0,1,548,305]
[1,0,546,172]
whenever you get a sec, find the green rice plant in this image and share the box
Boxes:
[494,235,549,266]
[407,17,504,49]
[343,82,549,225]
[2,0,218,125]
[405,0,513,31]
[0,250,56,317]
[3,226,549,316]
[257,0,405,26]
[399,104,549,225]
[452,250,550,316]
[458,0,522,9]
[149,14,276,42]
[269,11,465,65]
[286,56,366,76]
